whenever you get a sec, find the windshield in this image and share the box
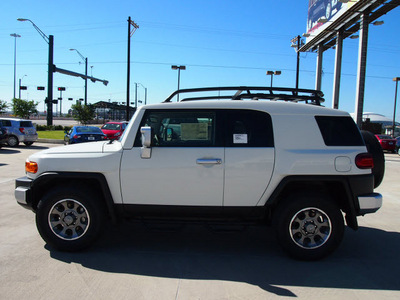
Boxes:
[377,135,393,139]
[102,123,121,130]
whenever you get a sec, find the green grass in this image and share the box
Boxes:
[38,130,65,140]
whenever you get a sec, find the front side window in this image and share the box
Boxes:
[137,110,216,147]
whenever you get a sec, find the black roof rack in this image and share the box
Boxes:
[163,86,325,105]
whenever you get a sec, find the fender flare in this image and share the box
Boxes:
[31,172,117,223]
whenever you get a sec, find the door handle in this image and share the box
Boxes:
[196,158,222,165]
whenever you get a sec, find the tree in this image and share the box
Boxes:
[71,102,95,125]
[0,100,8,114]
[12,98,38,119]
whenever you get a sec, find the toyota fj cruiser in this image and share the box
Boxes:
[15,87,383,260]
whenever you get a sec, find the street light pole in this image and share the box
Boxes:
[18,18,54,126]
[10,33,21,99]
[393,77,400,138]
[48,34,54,126]
[70,49,88,105]
[266,70,281,87]
[171,65,186,101]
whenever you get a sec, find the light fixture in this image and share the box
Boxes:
[372,20,384,26]
[350,35,359,39]
[266,71,281,87]
[317,17,328,24]
[171,65,186,101]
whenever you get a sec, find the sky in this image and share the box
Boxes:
[1,0,399,120]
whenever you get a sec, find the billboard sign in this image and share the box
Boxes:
[306,0,360,42]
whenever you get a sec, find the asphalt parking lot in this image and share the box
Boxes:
[0,143,399,300]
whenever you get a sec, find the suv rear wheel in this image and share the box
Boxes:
[36,185,106,251]
[273,193,344,260]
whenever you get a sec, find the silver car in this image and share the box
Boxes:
[0,118,38,147]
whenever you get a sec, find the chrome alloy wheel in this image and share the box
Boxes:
[48,199,90,240]
[289,207,332,249]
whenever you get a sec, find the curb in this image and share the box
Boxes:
[37,138,64,144]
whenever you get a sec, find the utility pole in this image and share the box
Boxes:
[290,35,303,94]
[126,16,139,121]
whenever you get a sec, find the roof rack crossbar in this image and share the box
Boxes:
[163,86,324,105]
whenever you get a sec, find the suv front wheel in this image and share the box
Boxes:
[36,185,106,251]
[273,193,344,260]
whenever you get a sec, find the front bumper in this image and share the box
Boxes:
[15,176,34,210]
[358,193,382,215]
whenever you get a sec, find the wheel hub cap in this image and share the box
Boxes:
[48,199,90,241]
[289,207,332,250]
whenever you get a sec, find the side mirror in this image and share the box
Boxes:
[140,126,152,159]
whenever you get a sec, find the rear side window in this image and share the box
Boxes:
[315,116,364,146]
[225,110,274,147]
[20,121,33,127]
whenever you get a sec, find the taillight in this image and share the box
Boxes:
[355,153,374,169]
[19,128,25,134]
[25,161,38,173]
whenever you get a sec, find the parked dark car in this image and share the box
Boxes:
[396,136,400,155]
[0,123,8,148]
[375,134,396,153]
[64,126,106,145]
[101,122,128,140]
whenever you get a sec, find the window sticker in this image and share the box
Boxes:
[233,134,248,144]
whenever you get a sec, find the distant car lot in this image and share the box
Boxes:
[0,143,399,299]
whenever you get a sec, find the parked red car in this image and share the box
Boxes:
[375,134,397,153]
[101,122,128,140]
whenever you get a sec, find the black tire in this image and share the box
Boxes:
[273,193,344,261]
[361,130,385,188]
[7,135,19,147]
[24,142,34,146]
[36,185,106,251]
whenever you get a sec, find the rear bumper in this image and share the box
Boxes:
[358,193,382,214]
[20,134,38,142]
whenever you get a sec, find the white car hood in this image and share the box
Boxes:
[40,141,108,155]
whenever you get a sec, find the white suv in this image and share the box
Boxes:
[14,87,383,260]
